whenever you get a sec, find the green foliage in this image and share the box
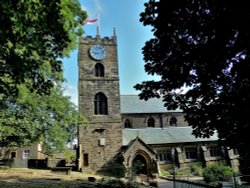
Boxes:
[125,181,139,188]
[126,160,146,182]
[160,168,171,176]
[64,147,76,163]
[135,0,250,172]
[175,164,203,176]
[132,160,144,174]
[203,164,233,183]
[0,0,87,153]
[105,154,126,178]
[98,179,125,188]
[191,163,204,176]
[108,162,126,178]
[0,84,87,154]
[105,179,125,188]
[0,0,87,96]
[160,165,203,177]
[175,168,192,177]
[98,178,139,188]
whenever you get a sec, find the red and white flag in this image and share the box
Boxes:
[83,18,98,25]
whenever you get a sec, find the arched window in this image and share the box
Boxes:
[95,63,104,77]
[147,117,155,127]
[170,116,177,126]
[94,92,108,115]
[124,119,132,128]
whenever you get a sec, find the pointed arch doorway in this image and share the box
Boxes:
[132,153,148,175]
[123,137,158,177]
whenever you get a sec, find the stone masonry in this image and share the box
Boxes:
[77,29,122,172]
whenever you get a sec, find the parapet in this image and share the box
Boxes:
[80,27,117,45]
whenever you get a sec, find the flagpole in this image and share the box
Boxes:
[98,13,100,33]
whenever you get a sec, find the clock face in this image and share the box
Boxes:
[89,45,107,60]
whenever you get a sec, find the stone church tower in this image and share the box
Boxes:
[77,28,122,172]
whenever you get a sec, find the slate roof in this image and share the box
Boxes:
[120,95,182,114]
[123,137,156,155]
[122,127,218,146]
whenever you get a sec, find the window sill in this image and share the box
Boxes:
[184,159,198,162]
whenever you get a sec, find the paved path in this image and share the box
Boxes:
[157,178,175,188]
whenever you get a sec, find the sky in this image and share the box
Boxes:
[62,0,156,105]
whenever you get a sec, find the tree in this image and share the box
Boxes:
[0,0,88,153]
[0,0,87,96]
[0,83,87,154]
[135,0,250,172]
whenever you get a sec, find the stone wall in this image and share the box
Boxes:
[121,112,187,128]
[151,143,239,171]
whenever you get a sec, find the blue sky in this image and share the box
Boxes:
[62,0,156,105]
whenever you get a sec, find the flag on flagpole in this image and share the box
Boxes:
[83,18,98,25]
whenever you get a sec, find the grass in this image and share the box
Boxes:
[0,168,102,188]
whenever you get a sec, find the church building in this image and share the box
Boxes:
[77,28,239,175]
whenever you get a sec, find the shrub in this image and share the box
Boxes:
[108,162,126,178]
[191,163,204,176]
[175,168,192,176]
[203,164,233,183]
[160,168,171,176]
[105,154,126,178]
[125,181,139,188]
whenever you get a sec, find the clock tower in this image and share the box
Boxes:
[77,28,122,173]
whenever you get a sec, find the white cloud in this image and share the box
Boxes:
[81,0,103,18]
[94,0,103,14]
[63,84,78,106]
